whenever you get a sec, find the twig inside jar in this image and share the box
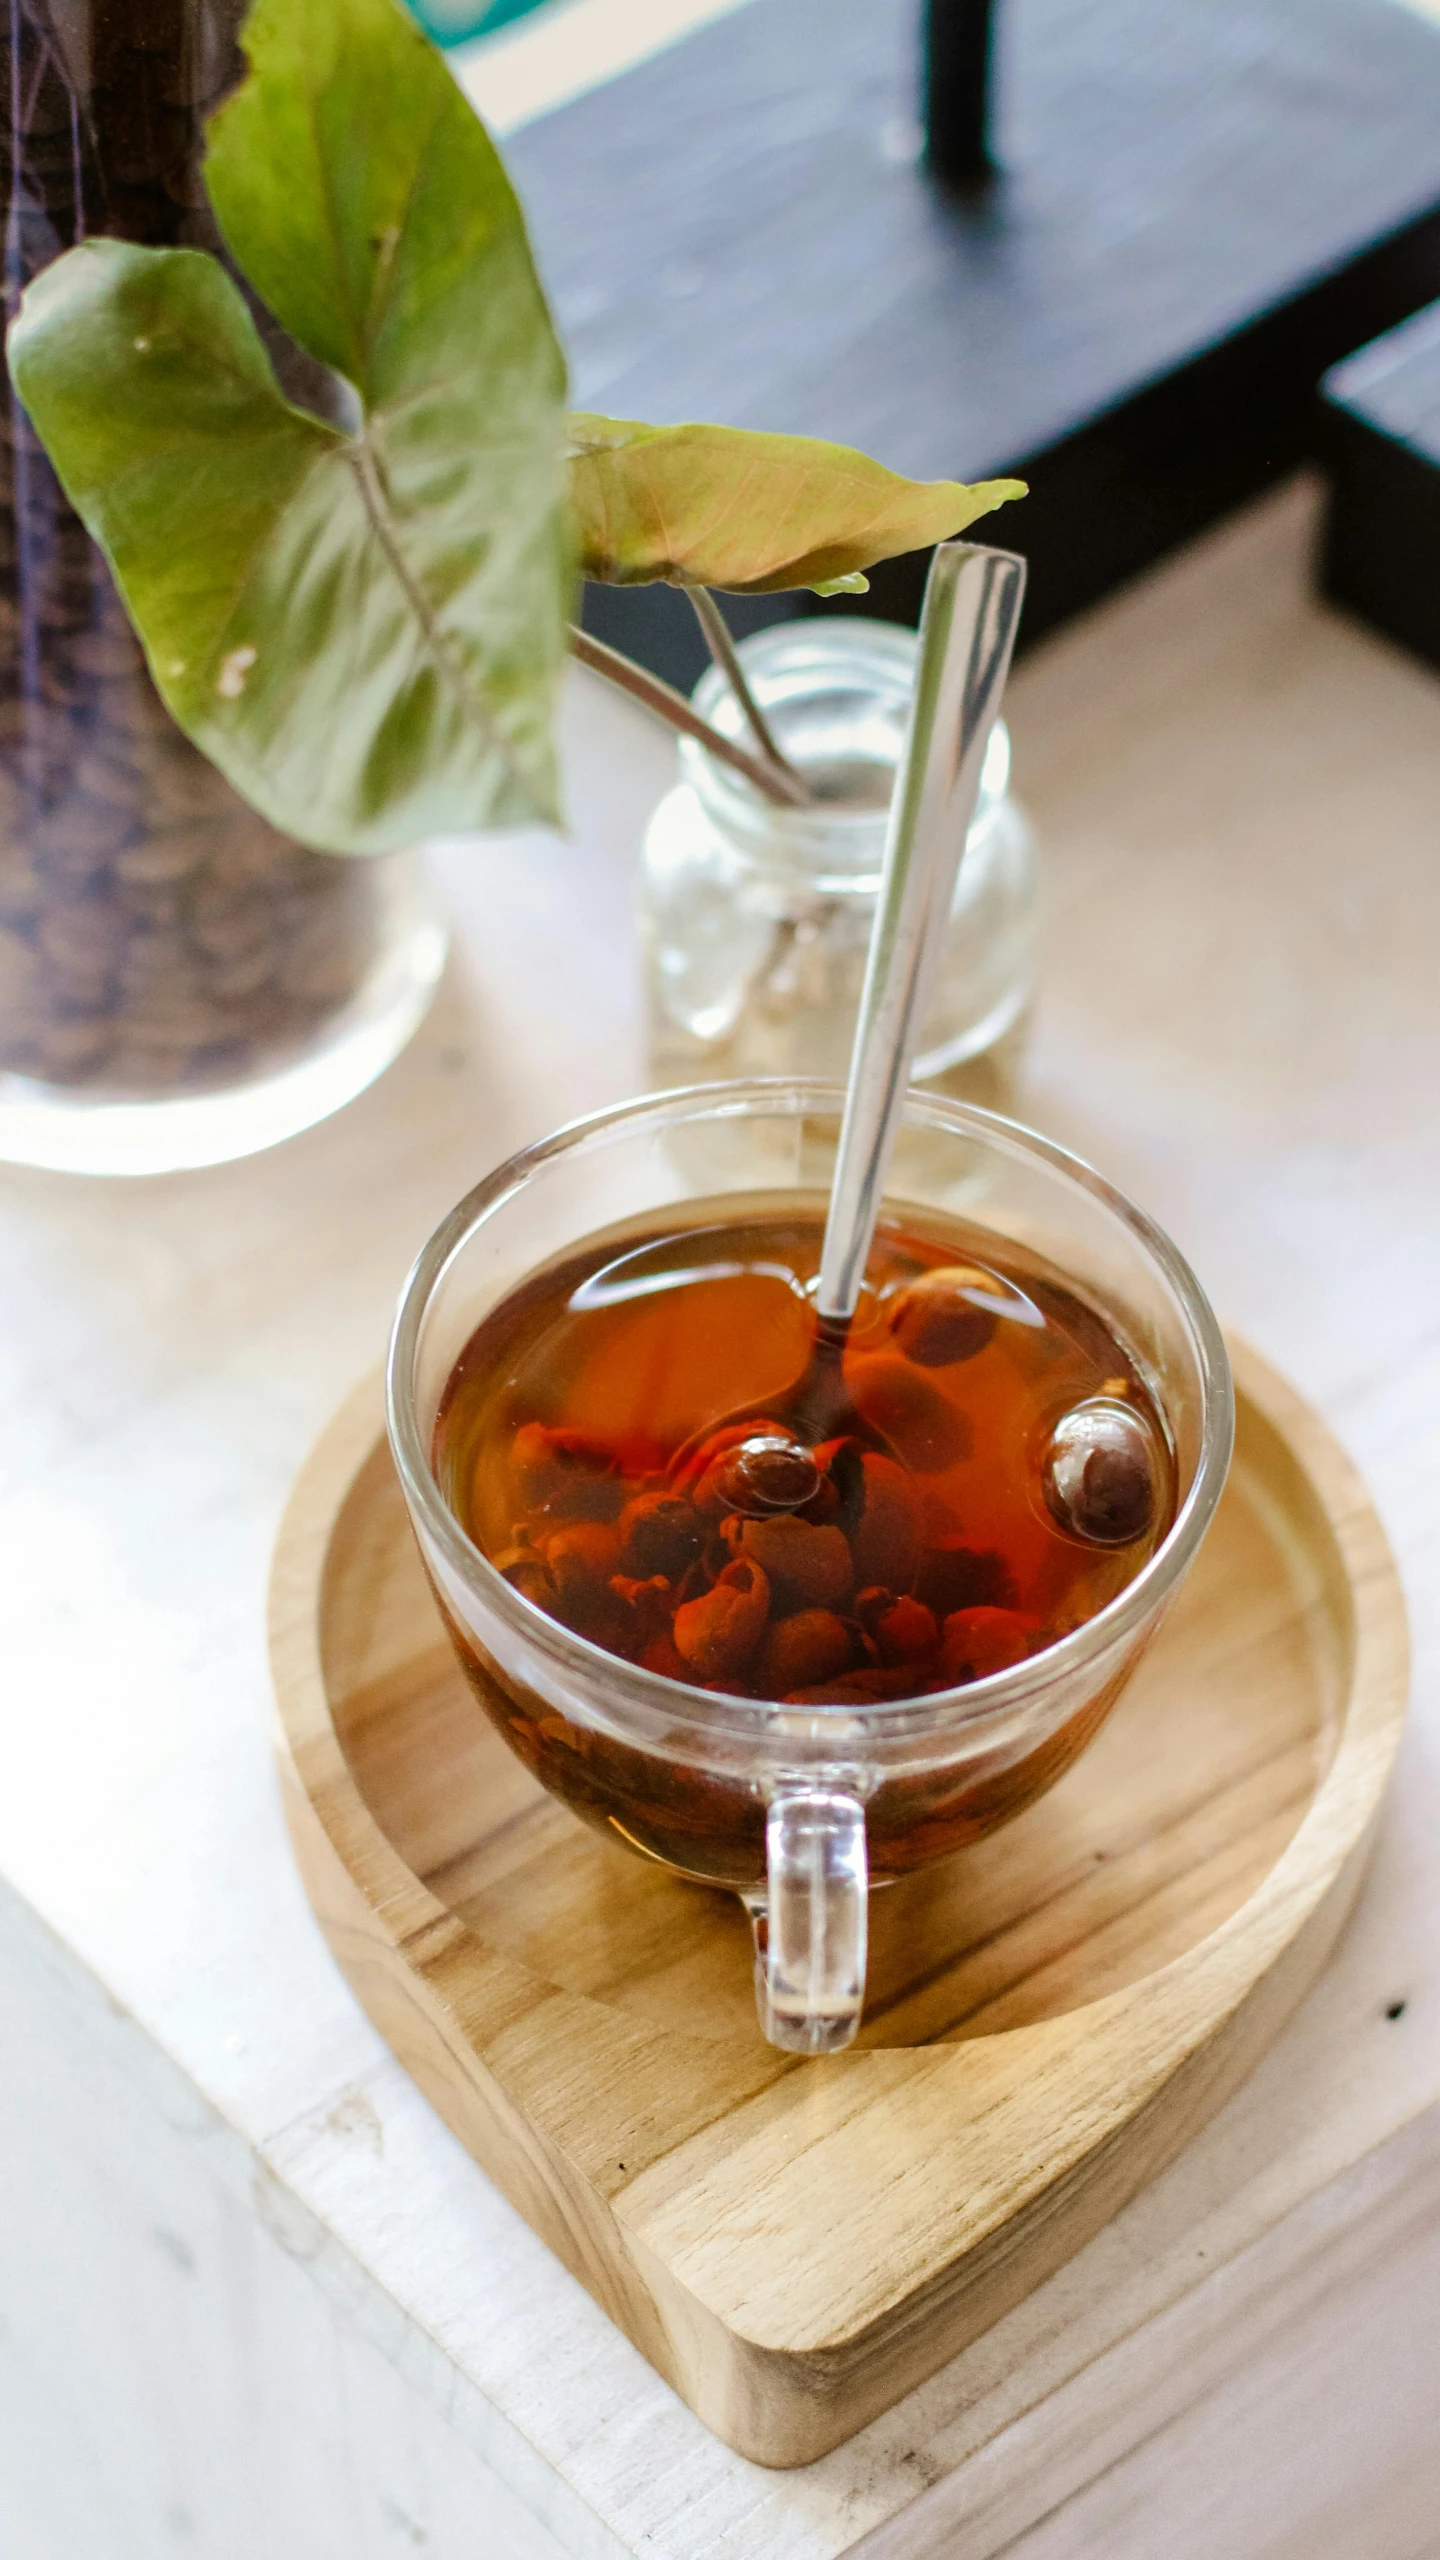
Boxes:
[568,623,811,807]
[684,585,813,802]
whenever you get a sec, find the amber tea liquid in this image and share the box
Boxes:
[428,1206,1175,1886]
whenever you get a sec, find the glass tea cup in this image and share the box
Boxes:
[387,1081,1233,2054]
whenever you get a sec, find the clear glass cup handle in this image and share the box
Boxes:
[755,1788,869,2054]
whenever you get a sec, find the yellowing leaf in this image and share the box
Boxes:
[568,414,1025,595]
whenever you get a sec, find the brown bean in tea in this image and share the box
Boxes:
[427,1206,1176,1886]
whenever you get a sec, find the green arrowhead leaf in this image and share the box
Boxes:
[7,0,570,856]
[568,415,1025,595]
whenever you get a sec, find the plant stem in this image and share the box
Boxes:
[686,586,810,797]
[568,624,811,808]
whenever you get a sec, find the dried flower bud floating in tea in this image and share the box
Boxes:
[888,1265,1000,1367]
[1042,1401,1160,1546]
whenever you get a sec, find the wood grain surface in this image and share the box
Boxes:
[269,1335,1407,2465]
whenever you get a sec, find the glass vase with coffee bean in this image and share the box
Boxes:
[0,0,443,1172]
[5,0,1024,1173]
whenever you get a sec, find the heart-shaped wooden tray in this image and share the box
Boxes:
[268,1338,1407,2466]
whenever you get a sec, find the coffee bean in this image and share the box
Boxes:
[37,897,124,975]
[189,887,274,964]
[21,1015,111,1081]
[70,627,143,679]
[31,798,134,865]
[276,929,369,1005]
[73,747,139,803]
[114,829,202,885]
[202,946,280,1003]
[146,760,227,822]
[121,996,233,1043]
[0,921,42,1007]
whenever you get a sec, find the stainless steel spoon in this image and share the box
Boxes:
[816,537,1028,1323]
[669,539,1027,1501]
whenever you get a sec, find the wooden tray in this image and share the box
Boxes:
[268,1339,1408,2467]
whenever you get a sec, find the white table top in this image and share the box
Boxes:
[4,478,1439,2558]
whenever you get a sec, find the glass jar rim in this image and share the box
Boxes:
[386,1079,1234,1749]
[678,616,1010,875]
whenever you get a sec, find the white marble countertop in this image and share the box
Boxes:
[5,480,1440,2559]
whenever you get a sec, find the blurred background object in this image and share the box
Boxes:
[459,0,1440,686]
[1321,299,1440,671]
[923,0,996,191]
[409,0,537,38]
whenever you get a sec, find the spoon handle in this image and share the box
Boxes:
[815,540,1027,1324]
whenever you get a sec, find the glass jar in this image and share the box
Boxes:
[0,0,445,1175]
[639,620,1037,1111]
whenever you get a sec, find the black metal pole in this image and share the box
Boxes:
[923,0,996,188]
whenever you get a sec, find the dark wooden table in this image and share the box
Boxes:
[504,0,1440,679]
